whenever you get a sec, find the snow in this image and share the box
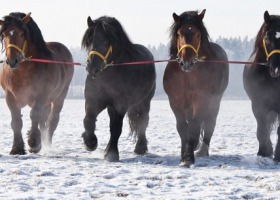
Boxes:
[0,99,280,199]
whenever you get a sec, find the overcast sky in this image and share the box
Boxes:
[0,0,279,48]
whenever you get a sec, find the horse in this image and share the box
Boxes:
[0,12,74,154]
[81,16,156,162]
[243,11,280,161]
[163,9,229,166]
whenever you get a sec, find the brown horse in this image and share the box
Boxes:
[0,12,74,154]
[163,9,229,166]
[243,11,280,161]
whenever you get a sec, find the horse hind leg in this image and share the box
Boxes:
[39,105,51,144]
[274,122,280,161]
[195,102,220,157]
[28,105,43,153]
[127,99,152,155]
[255,112,274,157]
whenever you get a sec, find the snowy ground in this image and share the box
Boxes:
[0,99,280,199]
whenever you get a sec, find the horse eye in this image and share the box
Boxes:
[20,32,24,38]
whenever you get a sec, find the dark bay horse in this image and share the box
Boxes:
[0,12,74,154]
[243,11,280,161]
[81,16,156,162]
[163,10,229,166]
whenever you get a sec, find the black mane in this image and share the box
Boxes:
[82,16,136,55]
[0,12,51,56]
[169,11,211,56]
[254,14,280,51]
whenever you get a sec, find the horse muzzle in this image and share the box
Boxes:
[6,58,20,68]
[270,66,280,77]
[177,57,195,72]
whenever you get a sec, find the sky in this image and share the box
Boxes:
[0,0,279,48]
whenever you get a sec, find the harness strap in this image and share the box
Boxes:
[88,45,112,62]
[177,39,201,56]
[263,39,280,60]
[6,40,27,55]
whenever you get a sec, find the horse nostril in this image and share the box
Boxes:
[6,58,19,68]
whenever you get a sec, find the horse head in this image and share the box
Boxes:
[82,16,113,78]
[261,11,280,77]
[172,9,206,72]
[0,12,31,68]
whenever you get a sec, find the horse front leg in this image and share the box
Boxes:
[6,93,25,155]
[82,100,105,152]
[181,100,205,167]
[105,107,125,162]
[28,105,44,153]
[181,117,201,166]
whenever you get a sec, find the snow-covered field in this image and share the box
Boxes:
[0,99,280,199]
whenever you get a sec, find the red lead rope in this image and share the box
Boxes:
[0,57,267,67]
[28,58,87,67]
[195,59,268,66]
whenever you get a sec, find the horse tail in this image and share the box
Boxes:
[127,85,155,143]
[127,100,150,142]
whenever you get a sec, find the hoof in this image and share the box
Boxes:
[10,148,26,155]
[82,132,98,151]
[134,146,148,155]
[257,151,273,158]
[27,129,42,153]
[195,142,209,157]
[105,151,120,162]
[180,154,195,167]
[134,138,148,155]
[179,160,194,168]
[28,144,42,154]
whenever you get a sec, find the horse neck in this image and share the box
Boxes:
[25,41,40,58]
[255,46,267,62]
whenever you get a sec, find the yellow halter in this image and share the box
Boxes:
[88,45,112,63]
[177,41,201,56]
[177,38,206,61]
[263,39,280,60]
[6,40,27,56]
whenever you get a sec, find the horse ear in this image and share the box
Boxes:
[0,19,4,26]
[198,9,206,21]
[264,11,270,24]
[22,12,31,24]
[173,13,180,23]
[87,16,94,27]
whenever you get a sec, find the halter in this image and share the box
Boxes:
[177,39,201,56]
[262,39,280,60]
[88,45,112,64]
[6,40,27,57]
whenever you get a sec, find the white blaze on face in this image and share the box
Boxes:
[276,32,280,39]
[9,30,15,36]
